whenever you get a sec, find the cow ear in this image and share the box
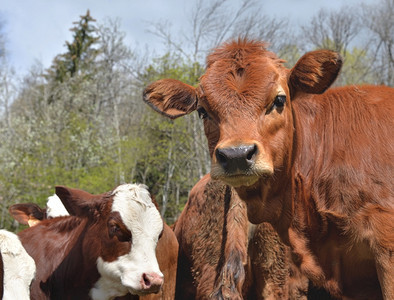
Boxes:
[55,186,97,217]
[8,203,45,226]
[289,50,342,96]
[143,79,198,119]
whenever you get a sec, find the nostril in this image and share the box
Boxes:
[143,273,151,288]
[246,144,258,162]
[216,149,228,167]
[141,272,164,292]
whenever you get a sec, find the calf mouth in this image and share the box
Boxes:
[211,164,273,188]
[213,173,260,187]
[128,285,161,296]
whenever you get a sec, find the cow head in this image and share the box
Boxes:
[144,40,341,215]
[10,185,164,297]
[55,184,164,297]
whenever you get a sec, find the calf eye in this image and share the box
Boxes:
[108,218,132,242]
[109,222,120,236]
[266,95,286,114]
[274,95,286,107]
[197,107,208,119]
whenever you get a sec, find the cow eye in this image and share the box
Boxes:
[108,218,132,242]
[109,222,119,235]
[197,107,208,120]
[274,95,286,107]
[266,95,286,114]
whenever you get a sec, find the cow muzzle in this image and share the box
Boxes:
[212,142,273,187]
[215,144,258,173]
[139,272,164,294]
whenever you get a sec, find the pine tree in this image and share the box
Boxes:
[46,10,100,83]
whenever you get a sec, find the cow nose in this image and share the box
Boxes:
[141,272,164,293]
[215,144,258,173]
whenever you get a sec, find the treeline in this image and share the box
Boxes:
[0,0,392,229]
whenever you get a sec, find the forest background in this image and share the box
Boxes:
[0,0,392,229]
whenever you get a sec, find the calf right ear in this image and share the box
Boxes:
[289,50,342,96]
[143,79,198,119]
[55,186,98,217]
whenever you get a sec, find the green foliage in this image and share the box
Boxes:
[0,15,207,228]
[339,47,375,85]
[142,52,204,86]
[136,53,207,221]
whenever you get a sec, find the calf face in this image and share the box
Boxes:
[143,40,341,190]
[89,184,164,298]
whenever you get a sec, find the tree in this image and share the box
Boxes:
[137,53,207,220]
[0,14,122,229]
[361,0,394,86]
[298,5,394,85]
[301,8,361,55]
[0,17,20,229]
[47,10,100,83]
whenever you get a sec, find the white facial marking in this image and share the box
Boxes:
[90,184,163,299]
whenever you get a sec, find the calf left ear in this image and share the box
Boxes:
[55,186,97,217]
[143,79,198,119]
[289,50,342,96]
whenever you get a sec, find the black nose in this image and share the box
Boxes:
[215,144,258,173]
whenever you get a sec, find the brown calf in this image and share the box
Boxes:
[144,39,394,299]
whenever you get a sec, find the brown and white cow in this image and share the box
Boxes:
[13,183,164,300]
[143,39,394,299]
[9,193,178,300]
[173,174,309,300]
[0,229,36,300]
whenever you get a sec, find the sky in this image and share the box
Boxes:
[1,0,375,76]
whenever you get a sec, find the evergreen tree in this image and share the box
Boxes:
[46,10,100,83]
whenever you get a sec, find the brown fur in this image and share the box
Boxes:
[173,174,308,299]
[143,39,394,299]
[141,222,178,300]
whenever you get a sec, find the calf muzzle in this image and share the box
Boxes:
[140,272,164,294]
[215,144,258,174]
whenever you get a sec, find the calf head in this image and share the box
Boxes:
[58,184,164,297]
[144,39,341,222]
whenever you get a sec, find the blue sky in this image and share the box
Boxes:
[1,0,375,76]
